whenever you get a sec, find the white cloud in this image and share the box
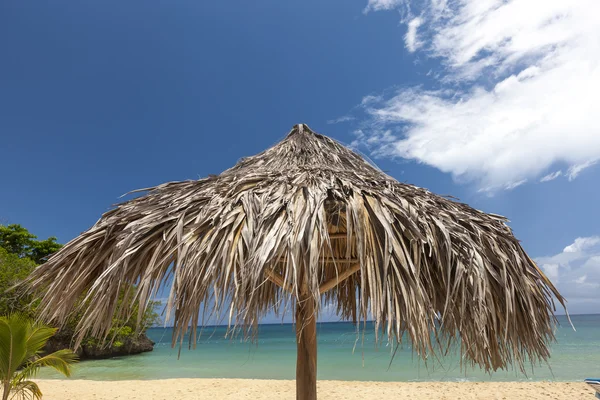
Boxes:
[364,0,404,12]
[541,263,559,282]
[327,116,355,124]
[350,129,398,154]
[405,17,423,52]
[567,159,598,181]
[535,236,600,314]
[540,170,562,182]
[563,236,600,253]
[359,0,600,191]
[504,179,526,190]
[361,95,382,106]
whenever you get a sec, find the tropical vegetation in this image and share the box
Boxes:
[0,224,160,358]
[0,314,77,400]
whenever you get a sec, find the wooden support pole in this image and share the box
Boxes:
[318,264,361,294]
[296,291,317,400]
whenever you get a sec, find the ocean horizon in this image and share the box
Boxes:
[37,314,599,382]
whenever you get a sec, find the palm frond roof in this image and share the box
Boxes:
[27,123,565,372]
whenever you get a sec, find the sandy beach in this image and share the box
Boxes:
[35,379,593,399]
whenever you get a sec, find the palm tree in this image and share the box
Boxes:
[0,314,78,400]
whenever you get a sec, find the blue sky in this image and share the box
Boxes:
[1,0,599,317]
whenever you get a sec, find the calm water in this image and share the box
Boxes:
[39,315,599,382]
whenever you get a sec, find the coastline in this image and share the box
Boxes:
[36,378,593,399]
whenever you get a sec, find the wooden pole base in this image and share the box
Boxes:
[296,293,317,400]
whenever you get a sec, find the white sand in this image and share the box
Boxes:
[34,379,593,399]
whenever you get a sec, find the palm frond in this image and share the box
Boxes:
[16,349,78,382]
[8,379,42,400]
[24,325,58,358]
[0,315,30,379]
[26,124,567,372]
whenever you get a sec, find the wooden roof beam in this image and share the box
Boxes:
[319,264,361,294]
[265,269,292,293]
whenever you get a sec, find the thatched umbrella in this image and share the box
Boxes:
[27,124,565,400]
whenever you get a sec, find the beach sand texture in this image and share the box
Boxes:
[36,379,593,399]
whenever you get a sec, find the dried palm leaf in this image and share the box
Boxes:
[26,124,566,399]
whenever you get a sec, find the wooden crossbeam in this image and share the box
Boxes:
[319,264,361,294]
[267,262,362,294]
[328,233,349,239]
[265,269,292,292]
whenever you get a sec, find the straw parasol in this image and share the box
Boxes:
[27,124,565,400]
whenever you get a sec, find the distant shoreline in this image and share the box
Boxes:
[150,313,596,329]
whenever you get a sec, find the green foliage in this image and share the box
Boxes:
[0,225,62,264]
[140,300,162,329]
[0,248,37,317]
[0,226,36,259]
[73,296,161,351]
[0,224,162,358]
[29,237,62,265]
[0,314,77,400]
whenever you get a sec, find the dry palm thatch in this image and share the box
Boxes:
[26,124,565,398]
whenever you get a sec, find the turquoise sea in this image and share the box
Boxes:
[39,314,599,382]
